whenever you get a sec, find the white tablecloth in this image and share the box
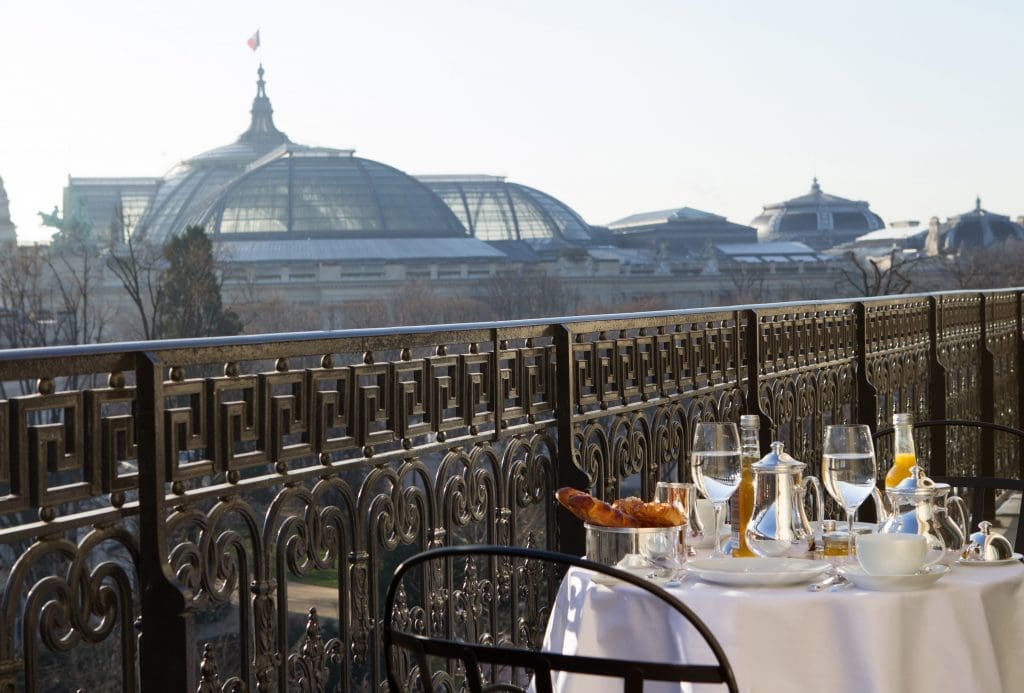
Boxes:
[542,561,1024,693]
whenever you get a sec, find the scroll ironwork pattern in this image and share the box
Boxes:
[0,290,1019,692]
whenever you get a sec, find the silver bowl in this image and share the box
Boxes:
[584,523,685,578]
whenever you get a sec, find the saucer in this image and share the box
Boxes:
[838,564,950,591]
[956,552,1023,567]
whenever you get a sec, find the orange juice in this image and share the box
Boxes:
[885,451,916,487]
[733,463,756,557]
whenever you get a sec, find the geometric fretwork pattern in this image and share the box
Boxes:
[0,290,1020,692]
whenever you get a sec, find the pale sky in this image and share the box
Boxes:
[1,1,1022,244]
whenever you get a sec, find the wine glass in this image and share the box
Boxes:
[821,425,878,559]
[689,422,742,558]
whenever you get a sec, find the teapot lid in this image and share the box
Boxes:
[751,441,806,473]
[889,465,938,497]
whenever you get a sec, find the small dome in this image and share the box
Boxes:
[935,197,1024,254]
[418,175,592,244]
[751,178,884,249]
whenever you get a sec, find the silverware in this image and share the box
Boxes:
[807,572,848,592]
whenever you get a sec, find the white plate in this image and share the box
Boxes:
[956,552,1023,567]
[839,564,950,591]
[686,557,831,587]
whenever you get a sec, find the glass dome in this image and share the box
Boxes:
[939,198,1024,253]
[419,175,592,243]
[751,178,884,249]
[136,66,467,243]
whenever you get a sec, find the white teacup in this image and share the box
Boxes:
[856,533,927,575]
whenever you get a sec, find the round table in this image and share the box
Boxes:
[542,559,1024,693]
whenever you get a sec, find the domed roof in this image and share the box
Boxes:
[418,175,592,244]
[751,178,884,249]
[136,66,466,244]
[933,197,1024,254]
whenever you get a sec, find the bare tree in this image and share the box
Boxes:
[105,205,166,340]
[0,243,58,350]
[838,248,920,297]
[482,269,579,319]
[943,240,1024,290]
[723,261,769,305]
[45,235,112,346]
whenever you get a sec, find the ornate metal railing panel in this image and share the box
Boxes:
[862,296,933,473]
[935,294,985,476]
[752,303,859,478]
[985,291,1021,478]
[562,310,747,502]
[0,288,1020,692]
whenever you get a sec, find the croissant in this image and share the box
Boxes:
[557,488,686,528]
[556,487,640,527]
[614,496,685,527]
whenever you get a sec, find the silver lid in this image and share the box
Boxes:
[751,441,806,473]
[966,521,1014,562]
[740,414,760,428]
[893,412,913,426]
[889,466,942,497]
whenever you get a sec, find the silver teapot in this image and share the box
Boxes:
[745,442,817,557]
[878,466,968,566]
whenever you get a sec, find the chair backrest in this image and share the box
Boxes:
[873,420,1024,551]
[383,544,739,693]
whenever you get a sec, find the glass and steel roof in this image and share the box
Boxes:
[131,66,591,249]
[136,66,467,243]
[939,197,1024,253]
[418,175,592,243]
[750,178,884,249]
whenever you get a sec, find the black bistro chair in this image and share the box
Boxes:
[384,544,739,693]
[873,419,1024,551]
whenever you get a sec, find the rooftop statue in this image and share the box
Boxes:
[38,205,64,230]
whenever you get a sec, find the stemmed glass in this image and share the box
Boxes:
[689,422,742,558]
[821,425,878,559]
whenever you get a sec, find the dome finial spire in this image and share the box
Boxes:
[976,194,981,211]
[237,63,290,149]
[811,176,821,195]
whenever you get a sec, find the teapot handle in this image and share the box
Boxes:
[802,475,825,523]
[946,494,970,539]
[870,486,891,523]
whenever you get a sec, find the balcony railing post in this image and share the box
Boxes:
[855,301,878,432]
[1018,290,1024,478]
[136,351,195,691]
[743,309,771,451]
[554,324,586,556]
[979,293,997,520]
[928,296,948,476]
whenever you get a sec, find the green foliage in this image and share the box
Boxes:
[157,226,241,338]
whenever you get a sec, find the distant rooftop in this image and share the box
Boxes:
[714,241,829,263]
[607,206,726,230]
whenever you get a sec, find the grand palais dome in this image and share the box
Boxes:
[134,66,590,255]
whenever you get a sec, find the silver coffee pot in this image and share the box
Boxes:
[745,442,815,557]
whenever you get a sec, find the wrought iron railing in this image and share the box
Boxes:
[0,289,1021,692]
